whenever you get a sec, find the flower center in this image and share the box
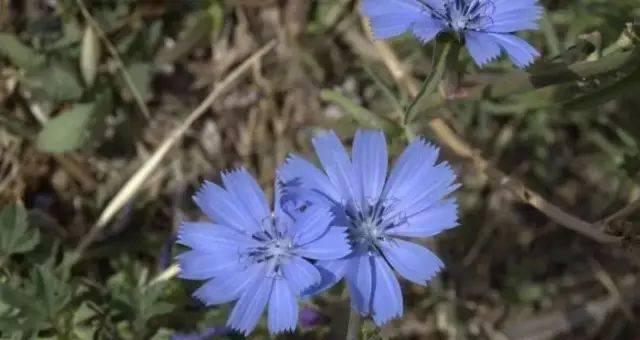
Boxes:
[436,0,495,32]
[247,217,293,266]
[346,199,404,250]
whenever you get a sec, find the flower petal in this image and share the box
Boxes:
[193,264,264,305]
[193,181,259,233]
[177,250,240,280]
[177,222,257,252]
[227,276,273,335]
[295,227,351,260]
[464,31,502,67]
[278,154,341,204]
[281,256,321,295]
[221,168,270,226]
[352,130,388,205]
[303,258,349,297]
[383,139,457,217]
[312,131,362,208]
[412,18,445,43]
[371,256,403,325]
[387,198,458,237]
[380,239,443,285]
[383,138,440,201]
[393,162,458,217]
[489,33,540,68]
[361,0,425,39]
[485,0,542,33]
[346,253,374,315]
[268,279,298,334]
[290,206,333,246]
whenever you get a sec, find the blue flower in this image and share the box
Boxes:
[177,169,351,335]
[279,130,459,325]
[362,0,542,68]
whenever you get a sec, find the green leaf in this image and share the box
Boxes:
[36,103,95,153]
[0,202,40,258]
[26,62,84,101]
[0,33,46,71]
[125,63,153,102]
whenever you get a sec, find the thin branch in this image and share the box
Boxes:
[73,40,277,259]
[600,197,640,225]
[75,0,151,119]
[366,37,622,244]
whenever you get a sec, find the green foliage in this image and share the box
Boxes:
[0,33,46,71]
[123,63,153,102]
[0,203,39,260]
[25,62,84,101]
[107,261,174,338]
[36,90,113,153]
[0,264,74,338]
[36,103,94,153]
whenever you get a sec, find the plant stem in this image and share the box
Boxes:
[404,41,456,124]
[346,308,362,340]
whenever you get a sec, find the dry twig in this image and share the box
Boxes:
[74,40,277,259]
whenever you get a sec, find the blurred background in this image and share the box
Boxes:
[0,0,639,339]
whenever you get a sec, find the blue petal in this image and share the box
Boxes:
[383,138,440,201]
[177,250,241,280]
[352,130,388,205]
[362,0,425,39]
[273,180,295,228]
[412,18,445,43]
[312,131,362,208]
[484,0,542,33]
[177,222,258,251]
[227,276,273,335]
[281,256,321,295]
[221,168,270,226]
[345,253,374,315]
[303,258,349,297]
[193,264,264,305]
[371,256,403,325]
[295,226,351,260]
[383,139,457,217]
[388,198,458,237]
[464,31,502,66]
[290,206,333,245]
[193,181,260,233]
[488,33,539,68]
[393,163,458,217]
[380,239,443,285]
[278,154,341,204]
[268,279,298,334]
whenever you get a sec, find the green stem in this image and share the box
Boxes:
[405,41,457,124]
[346,308,362,340]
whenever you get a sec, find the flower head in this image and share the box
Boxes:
[279,130,459,325]
[177,169,351,335]
[362,0,542,68]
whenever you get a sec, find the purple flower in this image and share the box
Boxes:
[279,130,459,325]
[299,307,324,328]
[177,169,351,335]
[362,0,542,68]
